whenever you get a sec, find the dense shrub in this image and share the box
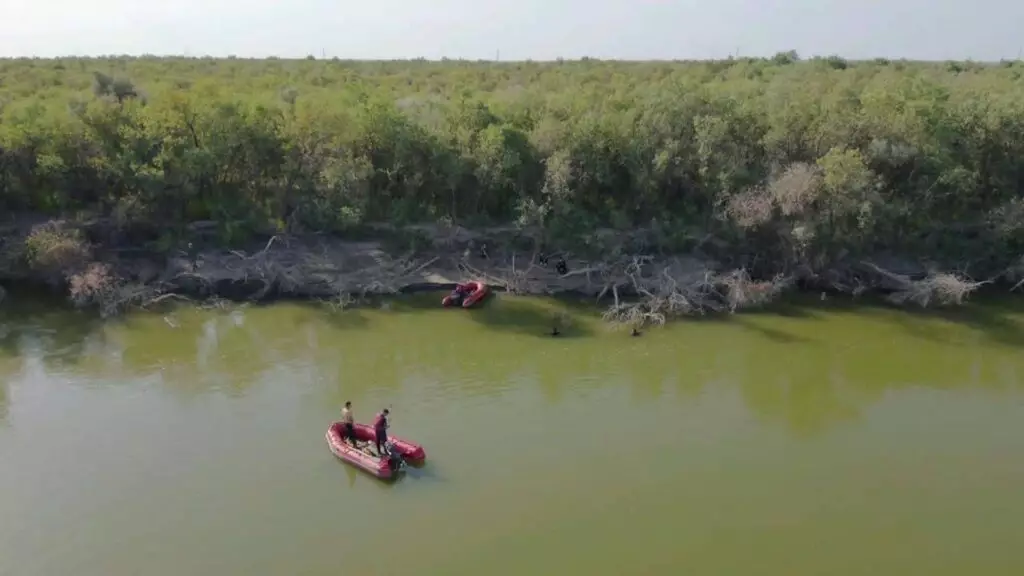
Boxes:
[1,56,1023,275]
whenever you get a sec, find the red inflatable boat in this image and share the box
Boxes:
[326,422,426,479]
[442,281,489,308]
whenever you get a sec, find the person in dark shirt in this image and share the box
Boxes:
[373,409,390,456]
[448,284,469,306]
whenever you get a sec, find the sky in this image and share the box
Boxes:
[1,0,1022,61]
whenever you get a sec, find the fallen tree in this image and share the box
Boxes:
[858,260,989,307]
[457,247,792,329]
[598,257,791,330]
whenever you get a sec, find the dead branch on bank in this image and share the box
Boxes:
[719,269,790,311]
[860,261,988,307]
[198,297,232,310]
[812,265,870,297]
[454,247,791,330]
[349,252,438,297]
[1004,256,1024,293]
[139,292,191,308]
[219,235,305,299]
[187,235,442,304]
[457,249,551,295]
[67,262,163,318]
[886,273,989,306]
[599,256,791,330]
[56,233,447,316]
[325,292,355,311]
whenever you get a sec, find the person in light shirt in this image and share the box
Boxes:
[341,401,356,446]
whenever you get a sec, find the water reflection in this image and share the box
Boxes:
[0,295,1023,436]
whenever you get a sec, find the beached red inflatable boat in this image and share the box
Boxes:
[326,422,426,479]
[442,281,489,308]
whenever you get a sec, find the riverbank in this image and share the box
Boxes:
[3,58,1024,323]
[0,216,997,327]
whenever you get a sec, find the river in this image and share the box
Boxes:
[1,293,1023,575]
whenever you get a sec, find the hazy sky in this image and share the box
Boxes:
[2,0,1021,61]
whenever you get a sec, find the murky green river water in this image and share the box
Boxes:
[1,293,1023,576]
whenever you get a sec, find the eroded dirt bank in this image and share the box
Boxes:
[0,219,992,327]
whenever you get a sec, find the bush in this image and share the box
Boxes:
[23,222,91,273]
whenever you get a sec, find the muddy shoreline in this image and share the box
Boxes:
[0,219,998,321]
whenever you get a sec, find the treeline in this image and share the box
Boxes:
[2,55,1024,277]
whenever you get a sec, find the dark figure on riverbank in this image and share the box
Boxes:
[631,327,641,337]
[373,409,390,456]
[341,401,356,445]
[555,259,568,275]
[179,242,201,271]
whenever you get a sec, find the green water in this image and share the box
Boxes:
[1,294,1023,576]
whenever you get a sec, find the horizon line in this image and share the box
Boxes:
[1,54,1019,64]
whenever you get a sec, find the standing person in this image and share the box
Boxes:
[341,401,356,446]
[373,409,390,456]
